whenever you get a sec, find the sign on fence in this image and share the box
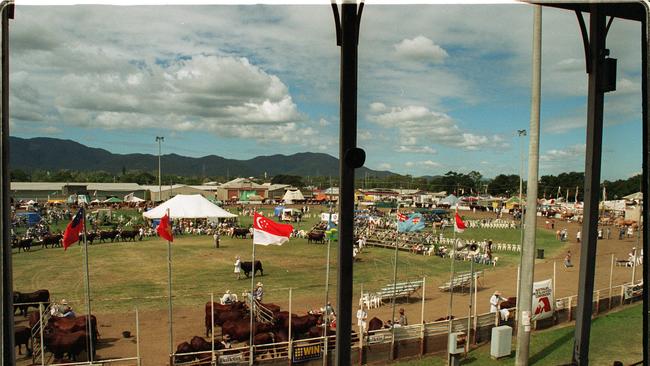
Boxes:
[219,353,244,364]
[292,344,323,363]
[367,333,391,344]
[532,279,554,321]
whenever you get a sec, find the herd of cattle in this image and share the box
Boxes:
[11,228,144,253]
[13,289,100,362]
[228,225,327,244]
[172,300,337,364]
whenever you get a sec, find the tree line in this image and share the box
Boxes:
[10,168,642,200]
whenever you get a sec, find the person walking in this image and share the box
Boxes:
[356,304,368,334]
[564,250,573,268]
[398,308,408,326]
[213,231,220,249]
[234,256,241,280]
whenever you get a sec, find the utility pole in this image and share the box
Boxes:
[156,136,164,202]
[515,5,541,366]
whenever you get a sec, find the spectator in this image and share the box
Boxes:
[490,291,507,313]
[356,305,368,333]
[221,290,235,305]
[234,256,241,280]
[214,231,220,249]
[254,282,264,302]
[576,230,581,243]
[398,308,408,326]
[564,250,573,268]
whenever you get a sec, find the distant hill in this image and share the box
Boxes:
[10,136,395,178]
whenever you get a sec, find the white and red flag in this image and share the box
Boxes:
[454,212,467,233]
[396,212,408,222]
[253,212,293,246]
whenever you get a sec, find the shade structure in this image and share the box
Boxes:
[623,192,643,201]
[104,197,123,203]
[142,194,237,219]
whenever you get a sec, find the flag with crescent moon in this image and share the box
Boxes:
[253,212,293,246]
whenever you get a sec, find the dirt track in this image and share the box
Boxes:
[16,213,642,365]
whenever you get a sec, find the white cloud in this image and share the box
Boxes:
[396,145,437,154]
[378,163,392,170]
[540,144,586,162]
[368,104,507,151]
[422,160,442,168]
[394,35,449,64]
[405,161,415,168]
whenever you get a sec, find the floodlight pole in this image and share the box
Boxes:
[515,5,541,366]
[332,1,365,365]
[0,2,14,365]
[156,136,164,202]
[642,8,649,364]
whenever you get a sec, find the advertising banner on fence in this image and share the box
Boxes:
[292,344,323,363]
[532,279,554,321]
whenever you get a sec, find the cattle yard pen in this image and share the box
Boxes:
[23,303,142,366]
[169,280,643,366]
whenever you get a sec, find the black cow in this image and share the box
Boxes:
[13,237,33,253]
[99,230,120,243]
[307,230,325,244]
[241,260,263,278]
[120,230,140,242]
[41,234,62,249]
[86,232,98,245]
[231,227,250,239]
[14,289,50,316]
[15,326,31,355]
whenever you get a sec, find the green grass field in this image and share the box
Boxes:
[396,302,644,365]
[12,209,563,313]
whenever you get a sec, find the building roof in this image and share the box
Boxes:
[220,178,267,190]
[11,182,143,192]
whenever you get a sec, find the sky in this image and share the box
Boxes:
[8,3,644,180]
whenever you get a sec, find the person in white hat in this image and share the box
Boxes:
[221,290,234,305]
[490,291,507,313]
[234,256,241,280]
[254,282,264,302]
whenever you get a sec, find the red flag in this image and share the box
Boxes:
[63,208,84,250]
[253,212,293,246]
[454,213,467,233]
[396,212,407,222]
[157,214,174,242]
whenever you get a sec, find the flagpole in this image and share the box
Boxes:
[323,202,333,366]
[81,206,94,361]
[446,209,458,365]
[249,238,256,366]
[390,214,399,360]
[167,208,173,357]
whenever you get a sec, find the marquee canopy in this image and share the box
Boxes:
[143,194,237,219]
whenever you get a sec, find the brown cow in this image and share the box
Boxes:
[221,320,276,342]
[43,327,93,361]
[280,313,321,337]
[15,326,31,355]
[174,341,194,363]
[368,317,383,332]
[48,315,99,343]
[204,301,247,337]
[500,297,517,309]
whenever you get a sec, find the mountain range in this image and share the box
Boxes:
[10,136,395,178]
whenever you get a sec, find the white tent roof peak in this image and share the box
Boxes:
[142,194,237,219]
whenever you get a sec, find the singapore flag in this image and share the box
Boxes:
[253,212,294,246]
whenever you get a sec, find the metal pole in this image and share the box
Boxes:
[420,276,426,355]
[81,208,94,361]
[156,136,164,202]
[641,13,649,362]
[553,261,557,301]
[211,293,215,364]
[333,2,363,365]
[249,242,256,366]
[390,223,399,360]
[472,275,478,345]
[518,129,527,260]
[0,3,14,365]
[446,221,457,364]
[288,288,292,363]
[573,6,607,365]
[515,6,542,365]
[39,303,44,366]
[136,307,141,366]
[323,204,332,366]
[465,260,474,355]
[167,208,173,357]
[609,254,614,310]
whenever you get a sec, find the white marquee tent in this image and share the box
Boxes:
[143,194,237,219]
[282,190,305,204]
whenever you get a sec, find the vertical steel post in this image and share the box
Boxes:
[515,5,542,365]
[608,254,614,310]
[167,208,173,357]
[0,3,13,365]
[334,2,362,365]
[573,6,606,365]
[641,10,649,365]
[136,307,141,366]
